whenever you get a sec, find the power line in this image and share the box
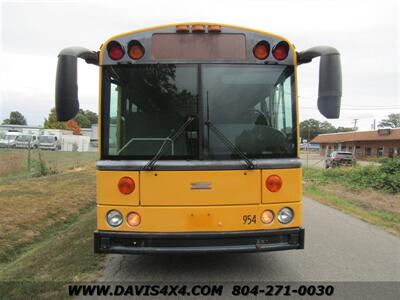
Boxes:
[298,96,400,108]
[299,107,400,110]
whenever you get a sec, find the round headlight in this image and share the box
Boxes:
[277,207,294,224]
[106,210,123,227]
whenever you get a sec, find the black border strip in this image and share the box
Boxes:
[96,158,301,171]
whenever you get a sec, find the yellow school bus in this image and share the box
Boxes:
[55,23,341,254]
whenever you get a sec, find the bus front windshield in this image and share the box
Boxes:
[102,64,297,160]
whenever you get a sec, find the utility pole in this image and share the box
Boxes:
[373,119,376,130]
[352,119,358,130]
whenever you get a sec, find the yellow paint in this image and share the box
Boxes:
[97,67,102,160]
[98,22,296,65]
[97,202,302,232]
[140,170,261,206]
[261,168,302,204]
[97,171,140,206]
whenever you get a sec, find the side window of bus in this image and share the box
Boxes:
[270,77,293,136]
[109,82,120,155]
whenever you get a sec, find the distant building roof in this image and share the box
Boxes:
[311,128,400,143]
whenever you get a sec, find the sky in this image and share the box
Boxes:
[1,0,399,130]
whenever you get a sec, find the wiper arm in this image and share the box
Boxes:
[143,117,195,171]
[205,120,255,169]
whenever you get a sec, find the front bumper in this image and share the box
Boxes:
[94,228,304,254]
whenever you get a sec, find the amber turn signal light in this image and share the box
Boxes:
[128,40,145,60]
[126,212,141,227]
[253,41,270,60]
[265,175,282,192]
[208,25,221,33]
[192,24,205,33]
[261,210,275,224]
[118,177,135,194]
[176,24,190,33]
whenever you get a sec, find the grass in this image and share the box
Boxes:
[0,207,106,300]
[0,150,105,299]
[0,148,97,184]
[0,167,96,266]
[303,168,400,236]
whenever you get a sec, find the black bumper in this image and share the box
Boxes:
[94,228,304,254]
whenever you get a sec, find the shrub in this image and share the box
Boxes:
[304,157,400,193]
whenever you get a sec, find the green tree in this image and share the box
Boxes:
[378,113,400,128]
[81,110,98,125]
[300,119,356,141]
[319,121,336,134]
[2,111,27,125]
[75,111,91,128]
[44,108,68,129]
[300,119,322,141]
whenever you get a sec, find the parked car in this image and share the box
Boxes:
[38,135,60,151]
[0,132,21,148]
[15,134,38,149]
[325,151,356,168]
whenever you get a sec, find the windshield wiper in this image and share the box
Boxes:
[143,117,195,171]
[205,120,255,169]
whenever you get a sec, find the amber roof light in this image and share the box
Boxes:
[192,24,206,33]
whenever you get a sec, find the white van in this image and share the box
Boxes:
[15,134,38,149]
[0,132,21,148]
[38,135,60,151]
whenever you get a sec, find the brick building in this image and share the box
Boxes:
[311,128,400,159]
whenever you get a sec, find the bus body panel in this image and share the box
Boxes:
[262,168,302,204]
[97,171,140,206]
[140,169,261,206]
[97,202,302,232]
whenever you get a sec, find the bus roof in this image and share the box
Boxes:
[99,22,296,66]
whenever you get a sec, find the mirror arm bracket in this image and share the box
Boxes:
[296,46,339,65]
[58,47,99,65]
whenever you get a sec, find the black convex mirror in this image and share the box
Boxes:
[55,47,98,121]
[297,46,342,119]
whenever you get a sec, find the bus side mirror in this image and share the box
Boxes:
[297,46,342,119]
[55,47,98,121]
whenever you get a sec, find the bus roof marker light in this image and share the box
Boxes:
[118,176,135,194]
[107,41,124,60]
[272,41,289,61]
[176,25,190,33]
[253,41,270,60]
[265,175,282,192]
[192,24,205,33]
[208,25,221,33]
[128,40,145,60]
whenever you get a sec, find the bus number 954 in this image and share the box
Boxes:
[243,215,256,225]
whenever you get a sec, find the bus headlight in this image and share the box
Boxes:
[106,210,123,227]
[277,207,294,224]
